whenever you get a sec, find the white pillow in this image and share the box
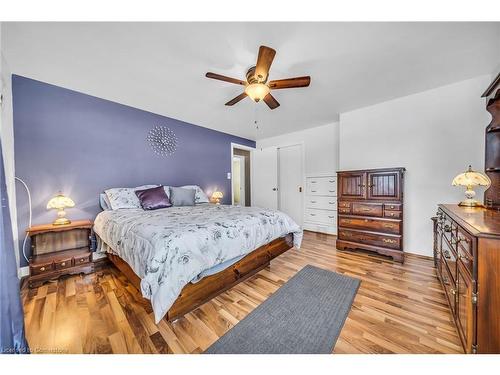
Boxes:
[104,185,158,210]
[181,185,209,204]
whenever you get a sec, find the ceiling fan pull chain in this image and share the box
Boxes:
[254,103,259,130]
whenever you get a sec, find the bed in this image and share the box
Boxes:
[93,204,302,323]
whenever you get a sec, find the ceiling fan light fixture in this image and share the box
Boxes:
[245,83,270,102]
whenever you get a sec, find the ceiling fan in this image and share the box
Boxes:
[205,45,311,110]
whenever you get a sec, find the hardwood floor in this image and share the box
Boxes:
[21,231,463,354]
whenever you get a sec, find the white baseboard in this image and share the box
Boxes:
[18,266,29,279]
[303,222,337,235]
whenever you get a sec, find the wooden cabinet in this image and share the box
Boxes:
[27,220,95,288]
[366,170,402,200]
[434,204,500,353]
[338,172,366,199]
[336,167,405,263]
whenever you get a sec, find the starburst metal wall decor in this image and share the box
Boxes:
[147,125,178,156]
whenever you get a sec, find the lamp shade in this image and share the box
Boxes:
[452,165,491,187]
[245,83,270,102]
[46,193,75,210]
[212,191,223,199]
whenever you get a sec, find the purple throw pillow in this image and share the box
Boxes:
[135,185,172,210]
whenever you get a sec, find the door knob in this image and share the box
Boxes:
[272,188,277,191]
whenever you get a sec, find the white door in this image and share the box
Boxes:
[278,144,303,225]
[236,155,246,206]
[232,155,246,206]
[252,146,278,209]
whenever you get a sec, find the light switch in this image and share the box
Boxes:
[227,172,231,179]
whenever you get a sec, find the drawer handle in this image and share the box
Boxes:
[444,225,451,232]
[311,181,317,183]
[389,206,395,209]
[328,216,335,219]
[342,232,351,237]
[443,250,451,259]
[311,190,317,192]
[389,213,396,217]
[329,190,335,192]
[79,258,86,263]
[329,180,335,183]
[329,201,335,204]
[310,214,316,216]
[383,223,395,228]
[382,239,397,244]
[343,219,352,224]
[60,262,66,267]
[310,201,317,203]
[361,208,372,212]
[40,266,46,272]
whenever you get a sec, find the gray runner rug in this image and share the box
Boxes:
[204,264,360,354]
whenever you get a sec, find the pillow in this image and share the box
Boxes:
[169,186,196,206]
[104,184,158,210]
[99,193,111,210]
[181,185,209,204]
[135,185,172,210]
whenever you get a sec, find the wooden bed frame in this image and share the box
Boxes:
[107,234,294,321]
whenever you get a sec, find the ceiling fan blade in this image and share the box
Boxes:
[206,72,245,85]
[263,93,280,110]
[225,92,247,106]
[255,46,276,82]
[268,76,311,90]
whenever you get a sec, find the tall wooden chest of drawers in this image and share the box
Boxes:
[336,167,405,262]
[434,204,500,354]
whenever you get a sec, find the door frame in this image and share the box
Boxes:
[231,143,254,206]
[276,142,305,226]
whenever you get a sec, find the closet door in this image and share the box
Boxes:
[278,144,304,226]
[253,147,278,210]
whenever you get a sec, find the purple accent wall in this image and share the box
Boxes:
[12,75,255,266]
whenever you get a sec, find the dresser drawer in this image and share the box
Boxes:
[384,203,402,211]
[306,177,336,196]
[304,209,336,225]
[456,227,473,257]
[351,202,383,217]
[30,262,54,276]
[338,229,401,249]
[305,196,337,210]
[384,210,402,219]
[338,201,351,208]
[338,216,401,235]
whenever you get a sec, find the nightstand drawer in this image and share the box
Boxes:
[30,262,54,276]
[54,257,73,270]
[74,253,92,265]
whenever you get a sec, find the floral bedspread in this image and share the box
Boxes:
[93,204,302,322]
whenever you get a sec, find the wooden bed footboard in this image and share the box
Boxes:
[107,234,294,322]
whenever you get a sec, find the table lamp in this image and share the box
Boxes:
[452,165,491,207]
[46,192,75,225]
[211,191,223,205]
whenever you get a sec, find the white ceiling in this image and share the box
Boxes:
[2,22,499,140]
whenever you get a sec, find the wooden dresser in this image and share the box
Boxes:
[434,204,500,353]
[336,167,405,262]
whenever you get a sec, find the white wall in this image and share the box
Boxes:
[257,122,339,175]
[0,22,20,270]
[339,75,491,257]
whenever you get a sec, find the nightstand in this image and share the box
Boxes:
[27,220,94,288]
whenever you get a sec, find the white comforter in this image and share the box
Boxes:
[93,204,302,322]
